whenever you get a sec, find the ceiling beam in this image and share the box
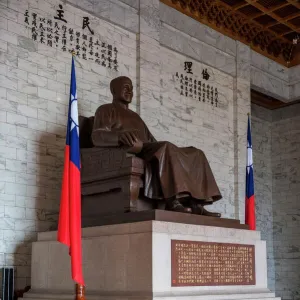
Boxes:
[251,90,284,110]
[280,29,295,36]
[246,0,300,37]
[283,11,300,22]
[233,2,249,10]
[270,2,291,12]
[266,21,279,28]
[251,89,300,110]
[252,12,265,18]
[286,0,300,10]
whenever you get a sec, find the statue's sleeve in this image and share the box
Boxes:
[91,105,119,147]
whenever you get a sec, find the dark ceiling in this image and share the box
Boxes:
[161,0,300,67]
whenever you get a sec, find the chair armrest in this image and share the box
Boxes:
[81,147,144,183]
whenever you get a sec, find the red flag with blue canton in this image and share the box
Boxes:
[57,56,84,285]
[245,115,256,230]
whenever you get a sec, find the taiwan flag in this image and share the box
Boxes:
[245,115,256,230]
[57,56,84,285]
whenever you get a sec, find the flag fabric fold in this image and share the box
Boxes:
[245,115,256,230]
[57,56,84,285]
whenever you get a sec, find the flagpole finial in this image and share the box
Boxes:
[247,113,250,116]
[71,50,76,57]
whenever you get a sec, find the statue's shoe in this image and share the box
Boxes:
[201,206,221,218]
[166,199,192,213]
[190,199,221,218]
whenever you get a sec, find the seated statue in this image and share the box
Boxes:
[91,76,222,217]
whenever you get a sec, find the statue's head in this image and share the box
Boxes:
[110,76,133,104]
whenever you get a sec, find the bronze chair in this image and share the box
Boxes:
[79,116,158,221]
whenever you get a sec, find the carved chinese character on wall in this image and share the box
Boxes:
[54,4,67,23]
[82,17,94,35]
[174,62,219,108]
[184,61,193,74]
[24,4,119,72]
[202,68,210,80]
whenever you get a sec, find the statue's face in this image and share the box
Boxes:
[116,78,133,103]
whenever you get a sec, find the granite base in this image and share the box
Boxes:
[22,219,280,300]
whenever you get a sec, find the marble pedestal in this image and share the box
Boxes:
[22,220,280,300]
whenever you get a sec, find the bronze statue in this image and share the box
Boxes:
[91,76,222,217]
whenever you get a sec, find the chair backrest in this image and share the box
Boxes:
[79,116,94,148]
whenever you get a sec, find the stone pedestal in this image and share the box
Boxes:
[22,216,280,300]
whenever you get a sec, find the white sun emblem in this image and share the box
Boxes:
[247,141,253,173]
[70,92,79,136]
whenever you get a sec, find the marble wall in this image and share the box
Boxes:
[250,51,300,102]
[272,106,300,300]
[251,104,274,291]
[289,65,300,101]
[252,102,300,299]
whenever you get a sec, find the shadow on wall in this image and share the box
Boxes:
[12,129,66,294]
[33,131,64,230]
[14,280,31,299]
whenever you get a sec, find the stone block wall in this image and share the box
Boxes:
[272,105,300,300]
[251,104,274,291]
[250,51,300,102]
[252,102,300,299]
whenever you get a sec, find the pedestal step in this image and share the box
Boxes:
[158,292,279,300]
[81,210,249,229]
[154,295,280,300]
[22,291,279,300]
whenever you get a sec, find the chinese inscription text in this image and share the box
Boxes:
[202,68,210,80]
[82,17,94,35]
[171,240,255,286]
[174,62,218,107]
[54,4,67,23]
[184,61,193,74]
[24,6,118,71]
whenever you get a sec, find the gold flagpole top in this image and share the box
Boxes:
[71,50,76,57]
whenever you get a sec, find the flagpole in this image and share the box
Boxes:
[245,112,256,230]
[68,51,86,300]
[75,284,86,300]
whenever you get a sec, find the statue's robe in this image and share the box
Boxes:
[91,103,222,204]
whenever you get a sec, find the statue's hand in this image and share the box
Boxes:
[128,140,143,154]
[118,131,139,147]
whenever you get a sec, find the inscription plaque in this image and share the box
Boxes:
[171,240,255,287]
